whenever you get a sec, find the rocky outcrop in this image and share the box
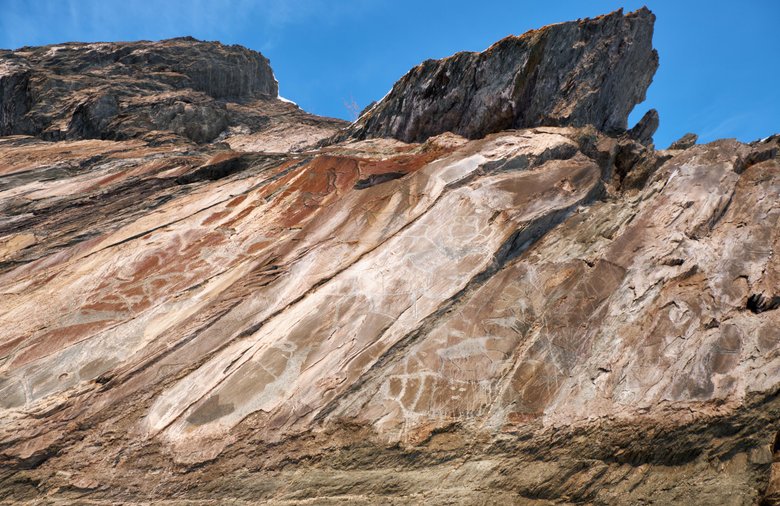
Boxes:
[0,60,32,135]
[0,37,346,145]
[1,122,778,506]
[628,108,660,145]
[0,8,779,506]
[669,132,699,150]
[337,8,658,143]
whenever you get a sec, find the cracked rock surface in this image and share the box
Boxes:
[0,37,345,146]
[338,8,658,143]
[0,8,778,506]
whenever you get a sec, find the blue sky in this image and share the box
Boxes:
[1,0,776,147]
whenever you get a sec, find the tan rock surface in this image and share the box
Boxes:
[0,8,778,506]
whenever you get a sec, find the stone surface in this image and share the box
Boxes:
[336,8,658,143]
[0,9,779,506]
[628,108,660,146]
[669,132,699,150]
[0,37,346,145]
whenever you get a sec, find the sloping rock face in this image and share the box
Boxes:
[0,37,346,145]
[1,9,779,506]
[338,8,658,143]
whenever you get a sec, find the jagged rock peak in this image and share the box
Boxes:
[338,7,658,143]
[0,37,279,142]
[628,108,660,146]
[668,132,699,150]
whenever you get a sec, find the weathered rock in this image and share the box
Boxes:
[0,122,777,504]
[669,132,699,150]
[0,61,32,134]
[613,135,670,190]
[0,37,346,145]
[336,7,658,143]
[628,108,660,145]
[0,9,778,506]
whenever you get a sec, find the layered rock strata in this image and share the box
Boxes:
[0,37,345,145]
[0,8,778,506]
[337,8,658,143]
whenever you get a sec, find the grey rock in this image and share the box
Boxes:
[628,108,659,145]
[337,7,658,143]
[614,136,670,190]
[0,61,33,134]
[0,37,279,143]
[66,92,120,139]
[668,132,698,150]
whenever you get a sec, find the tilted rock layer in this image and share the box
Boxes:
[1,8,779,505]
[339,7,658,143]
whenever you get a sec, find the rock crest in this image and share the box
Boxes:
[338,8,658,143]
[0,38,291,143]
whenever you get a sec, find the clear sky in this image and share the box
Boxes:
[1,0,777,147]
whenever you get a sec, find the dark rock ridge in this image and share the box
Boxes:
[628,108,660,146]
[0,37,281,143]
[669,132,699,150]
[337,7,658,143]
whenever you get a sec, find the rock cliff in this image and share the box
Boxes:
[0,8,778,505]
[0,37,345,145]
[337,8,658,143]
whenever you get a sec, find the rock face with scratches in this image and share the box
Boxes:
[1,8,779,506]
